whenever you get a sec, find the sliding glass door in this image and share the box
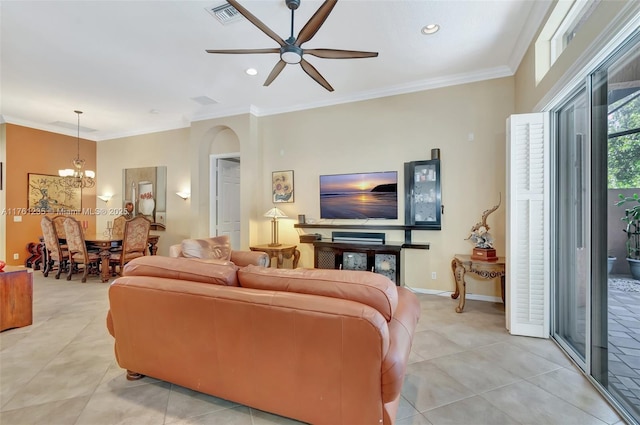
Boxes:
[552,30,640,424]
[553,87,589,366]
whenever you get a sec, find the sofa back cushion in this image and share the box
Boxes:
[123,256,239,286]
[237,265,398,321]
[181,236,232,261]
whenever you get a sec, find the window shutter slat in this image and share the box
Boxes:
[506,113,550,338]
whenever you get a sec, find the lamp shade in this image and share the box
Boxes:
[263,207,287,219]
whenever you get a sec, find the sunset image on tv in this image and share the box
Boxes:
[319,171,398,219]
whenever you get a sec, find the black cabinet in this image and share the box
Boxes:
[404,159,442,230]
[313,241,402,285]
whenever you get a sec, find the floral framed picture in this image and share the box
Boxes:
[28,173,81,213]
[272,170,294,203]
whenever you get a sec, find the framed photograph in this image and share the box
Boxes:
[28,173,82,212]
[272,170,294,203]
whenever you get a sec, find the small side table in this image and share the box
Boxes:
[451,254,505,313]
[1,266,33,331]
[250,244,300,269]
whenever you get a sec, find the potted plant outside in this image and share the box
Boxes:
[616,193,640,280]
[608,253,616,275]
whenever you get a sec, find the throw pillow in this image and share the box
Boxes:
[181,236,232,261]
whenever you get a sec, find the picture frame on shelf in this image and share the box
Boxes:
[272,170,294,203]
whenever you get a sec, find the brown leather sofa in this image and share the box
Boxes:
[106,256,420,425]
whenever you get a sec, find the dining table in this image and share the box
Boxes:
[84,234,160,282]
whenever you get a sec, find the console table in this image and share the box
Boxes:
[1,266,33,332]
[451,254,505,313]
[250,244,300,269]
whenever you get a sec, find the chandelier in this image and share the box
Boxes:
[58,110,95,189]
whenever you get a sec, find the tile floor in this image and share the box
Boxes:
[0,271,626,425]
[608,278,640,417]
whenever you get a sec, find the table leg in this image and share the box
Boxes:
[99,249,111,283]
[276,252,284,268]
[452,261,467,313]
[293,249,300,269]
[450,259,460,299]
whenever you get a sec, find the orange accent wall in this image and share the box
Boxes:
[5,124,97,266]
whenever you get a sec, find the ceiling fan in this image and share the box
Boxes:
[206,0,378,92]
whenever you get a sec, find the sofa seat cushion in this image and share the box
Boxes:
[123,256,239,286]
[181,236,232,261]
[238,265,398,321]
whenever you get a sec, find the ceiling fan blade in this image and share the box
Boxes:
[295,0,338,47]
[227,0,285,47]
[304,49,379,59]
[264,60,287,87]
[300,58,334,92]
[206,48,280,54]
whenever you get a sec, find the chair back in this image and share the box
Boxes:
[123,216,151,255]
[63,217,88,259]
[52,215,67,239]
[112,216,127,239]
[41,216,63,260]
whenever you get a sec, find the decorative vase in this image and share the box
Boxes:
[138,182,155,216]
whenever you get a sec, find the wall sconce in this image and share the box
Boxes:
[176,191,190,200]
[97,194,112,203]
[264,207,287,246]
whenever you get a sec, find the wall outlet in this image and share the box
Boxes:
[431,272,437,280]
[13,253,19,260]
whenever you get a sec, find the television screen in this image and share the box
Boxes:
[319,171,398,219]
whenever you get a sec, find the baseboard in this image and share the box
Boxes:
[404,285,503,303]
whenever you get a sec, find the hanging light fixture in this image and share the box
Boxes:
[58,110,95,189]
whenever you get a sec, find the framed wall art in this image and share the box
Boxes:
[28,173,81,212]
[272,170,294,203]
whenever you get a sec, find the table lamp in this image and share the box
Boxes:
[264,207,287,247]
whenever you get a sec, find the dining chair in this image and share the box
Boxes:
[63,216,100,283]
[51,215,68,249]
[111,215,127,240]
[40,216,69,279]
[110,216,151,275]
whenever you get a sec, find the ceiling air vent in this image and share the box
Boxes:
[191,96,219,106]
[206,3,242,25]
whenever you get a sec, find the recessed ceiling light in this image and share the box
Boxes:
[246,68,258,76]
[149,109,160,114]
[421,24,440,35]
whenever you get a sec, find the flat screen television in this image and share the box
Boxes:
[319,171,398,219]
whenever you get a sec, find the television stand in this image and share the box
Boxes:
[313,240,403,285]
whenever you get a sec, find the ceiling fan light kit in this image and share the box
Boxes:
[206,0,378,91]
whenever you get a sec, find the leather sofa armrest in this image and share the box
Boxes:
[381,287,420,403]
[231,250,270,267]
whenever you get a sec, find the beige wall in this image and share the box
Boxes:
[257,78,513,294]
[96,77,514,297]
[96,127,191,256]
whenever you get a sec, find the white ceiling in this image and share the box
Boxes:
[0,0,552,141]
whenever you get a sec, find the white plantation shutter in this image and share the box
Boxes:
[506,113,550,338]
